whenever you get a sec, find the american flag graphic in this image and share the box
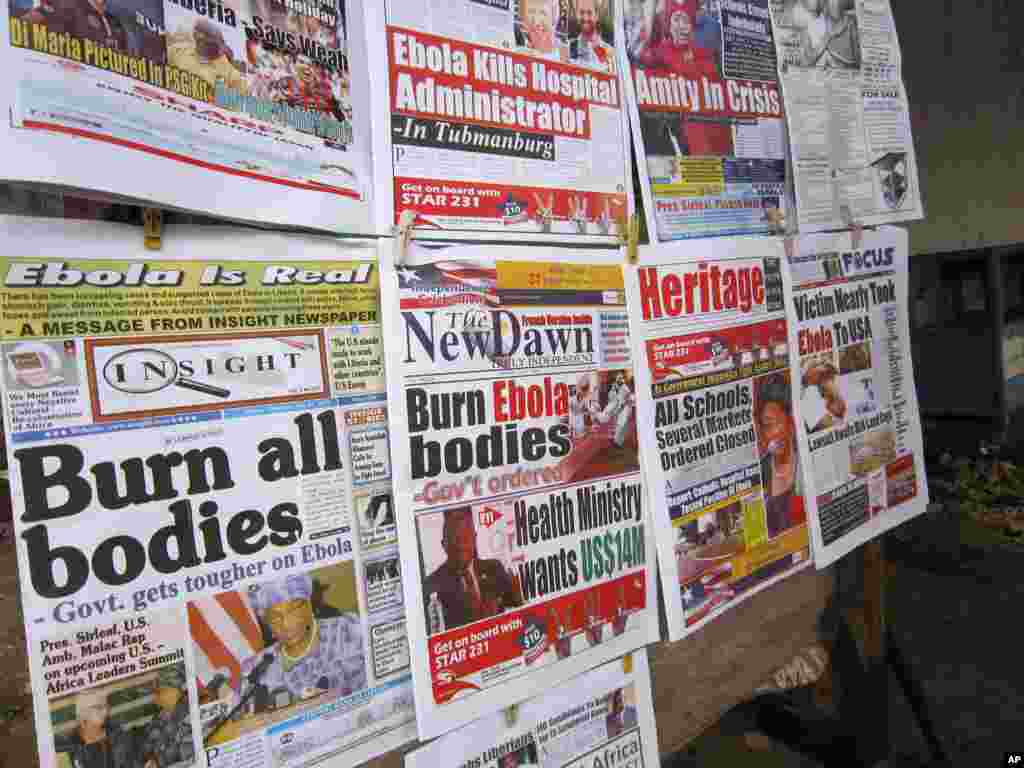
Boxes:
[397,257,499,309]
[188,592,265,692]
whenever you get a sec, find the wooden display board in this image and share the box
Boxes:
[0,550,832,764]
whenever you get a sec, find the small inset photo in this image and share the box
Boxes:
[560,369,639,482]
[3,340,78,390]
[418,506,524,634]
[850,427,897,477]
[189,563,366,746]
[800,351,846,434]
[51,661,194,768]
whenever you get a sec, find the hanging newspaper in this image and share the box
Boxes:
[0,0,391,232]
[383,0,631,243]
[781,226,927,567]
[767,0,923,231]
[406,651,659,768]
[618,0,789,241]
[382,241,659,738]
[1,218,416,768]
[623,237,810,642]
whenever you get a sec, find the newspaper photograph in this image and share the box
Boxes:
[405,651,659,768]
[0,0,391,232]
[0,218,416,768]
[781,226,927,567]
[623,237,810,641]
[767,0,923,231]
[384,1,632,242]
[618,0,789,241]
[382,241,659,739]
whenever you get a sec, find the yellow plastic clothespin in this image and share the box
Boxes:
[504,703,519,728]
[394,209,417,266]
[622,653,633,674]
[618,214,640,265]
[143,208,163,251]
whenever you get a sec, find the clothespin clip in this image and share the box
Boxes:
[394,209,417,266]
[143,208,162,251]
[622,653,633,674]
[503,703,519,728]
[840,204,865,250]
[618,214,640,265]
[765,206,787,236]
[783,236,797,261]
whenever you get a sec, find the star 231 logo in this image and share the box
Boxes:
[520,615,548,664]
[500,193,530,225]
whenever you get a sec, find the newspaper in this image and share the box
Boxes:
[0,218,416,768]
[618,0,789,241]
[767,0,923,231]
[623,237,810,641]
[384,1,631,242]
[381,241,659,739]
[405,651,659,768]
[0,0,391,232]
[781,226,927,567]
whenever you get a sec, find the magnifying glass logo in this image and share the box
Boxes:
[102,348,231,399]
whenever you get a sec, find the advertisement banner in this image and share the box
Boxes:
[405,651,659,768]
[1,218,415,768]
[623,237,810,641]
[384,1,632,243]
[382,241,658,739]
[767,0,924,231]
[0,0,392,232]
[618,0,789,241]
[781,226,927,566]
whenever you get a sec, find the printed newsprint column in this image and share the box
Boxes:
[0,0,392,232]
[382,241,659,739]
[405,651,659,768]
[617,0,789,241]
[0,218,416,768]
[623,237,811,642]
[384,0,631,243]
[781,225,927,567]
[767,0,923,232]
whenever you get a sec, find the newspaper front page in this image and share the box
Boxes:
[624,238,810,641]
[384,1,631,243]
[382,241,659,739]
[1,218,415,768]
[0,0,391,232]
[618,0,789,241]
[782,226,927,567]
[405,651,659,768]
[767,0,923,232]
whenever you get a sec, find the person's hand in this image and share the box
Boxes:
[533,192,553,231]
[569,195,588,233]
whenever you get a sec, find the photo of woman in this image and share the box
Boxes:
[754,372,805,538]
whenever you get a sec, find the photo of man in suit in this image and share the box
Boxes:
[422,507,524,632]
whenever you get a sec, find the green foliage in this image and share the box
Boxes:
[954,459,1024,516]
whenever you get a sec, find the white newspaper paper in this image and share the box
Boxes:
[624,237,810,641]
[618,0,790,241]
[383,0,632,243]
[405,652,659,768]
[781,225,928,566]
[0,0,392,232]
[382,240,659,739]
[768,0,923,231]
[1,218,415,768]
